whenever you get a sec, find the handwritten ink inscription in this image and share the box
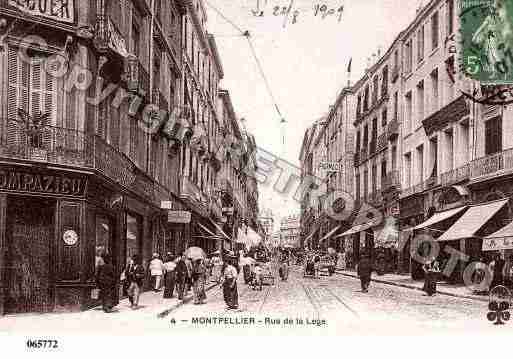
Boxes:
[251,2,344,25]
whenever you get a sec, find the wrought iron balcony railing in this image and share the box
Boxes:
[470,148,513,180]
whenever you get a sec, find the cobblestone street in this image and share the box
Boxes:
[1,268,506,336]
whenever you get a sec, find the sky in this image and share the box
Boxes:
[205,0,423,226]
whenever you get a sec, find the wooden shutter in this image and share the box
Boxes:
[7,47,21,147]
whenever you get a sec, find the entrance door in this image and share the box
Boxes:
[5,197,55,314]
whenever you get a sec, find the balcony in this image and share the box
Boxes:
[0,120,137,189]
[440,164,470,187]
[127,57,150,97]
[386,119,399,141]
[93,14,128,58]
[382,171,400,191]
[376,132,388,153]
[470,148,513,181]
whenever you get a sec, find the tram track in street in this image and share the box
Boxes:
[300,280,360,320]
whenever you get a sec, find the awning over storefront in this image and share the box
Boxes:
[438,199,509,242]
[319,225,341,244]
[237,227,263,247]
[483,221,513,251]
[335,223,368,238]
[209,219,231,241]
[413,206,467,230]
[304,225,320,243]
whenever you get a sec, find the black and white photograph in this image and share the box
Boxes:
[0,0,512,355]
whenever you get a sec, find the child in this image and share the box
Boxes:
[252,263,263,291]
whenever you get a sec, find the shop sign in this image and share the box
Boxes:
[0,169,86,196]
[483,237,513,251]
[161,201,174,209]
[8,0,75,23]
[319,162,342,173]
[168,210,191,224]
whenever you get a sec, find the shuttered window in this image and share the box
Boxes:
[7,47,56,146]
[485,116,502,155]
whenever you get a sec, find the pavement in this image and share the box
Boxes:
[336,269,489,302]
[0,268,505,335]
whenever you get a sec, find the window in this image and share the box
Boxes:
[460,122,470,163]
[485,116,502,155]
[7,48,56,127]
[393,50,399,70]
[131,10,141,58]
[444,129,454,170]
[356,131,361,152]
[446,0,454,35]
[363,124,369,149]
[417,81,424,128]
[381,66,388,97]
[381,160,387,183]
[155,0,162,24]
[431,11,439,50]
[356,95,362,117]
[373,76,379,104]
[382,109,387,128]
[417,25,425,63]
[392,145,397,171]
[371,118,377,152]
[405,39,413,73]
[405,91,412,133]
[430,69,439,113]
[364,169,369,201]
[416,145,424,183]
[404,152,412,187]
[393,92,398,120]
[364,86,369,111]
[429,137,438,178]
[446,56,455,101]
[371,163,377,194]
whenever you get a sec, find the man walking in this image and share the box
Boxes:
[96,253,117,313]
[175,253,189,300]
[126,254,145,309]
[357,253,372,293]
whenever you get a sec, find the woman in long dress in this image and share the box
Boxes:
[163,253,176,298]
[222,257,239,310]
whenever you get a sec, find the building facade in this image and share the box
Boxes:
[301,0,513,281]
[280,215,300,248]
[0,0,260,315]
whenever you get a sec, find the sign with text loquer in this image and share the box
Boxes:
[168,210,191,224]
[8,0,75,23]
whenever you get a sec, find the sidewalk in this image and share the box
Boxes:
[336,269,489,302]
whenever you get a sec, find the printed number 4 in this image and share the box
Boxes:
[466,56,481,75]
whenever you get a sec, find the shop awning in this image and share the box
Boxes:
[483,221,513,251]
[319,225,341,244]
[413,206,467,230]
[437,199,509,242]
[209,219,231,241]
[304,225,319,243]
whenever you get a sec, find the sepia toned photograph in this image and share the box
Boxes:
[0,0,512,353]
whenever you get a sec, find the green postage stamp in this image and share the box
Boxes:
[460,0,513,84]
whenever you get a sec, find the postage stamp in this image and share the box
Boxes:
[460,0,513,84]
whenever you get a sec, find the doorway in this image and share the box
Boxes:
[5,196,55,314]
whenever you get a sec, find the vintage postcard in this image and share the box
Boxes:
[0,0,512,355]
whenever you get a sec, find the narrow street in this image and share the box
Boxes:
[0,268,501,335]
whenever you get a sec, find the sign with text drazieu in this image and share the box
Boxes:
[8,0,75,23]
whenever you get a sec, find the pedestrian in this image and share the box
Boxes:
[242,256,252,284]
[163,253,176,298]
[222,256,239,310]
[96,253,117,313]
[175,253,189,300]
[126,254,145,309]
[337,251,346,270]
[278,256,289,281]
[192,258,207,305]
[120,257,133,297]
[149,253,165,292]
[357,254,372,293]
[252,263,263,291]
[490,253,506,288]
[422,260,440,296]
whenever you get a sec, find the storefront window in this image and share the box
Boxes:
[95,215,111,270]
[126,213,141,266]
